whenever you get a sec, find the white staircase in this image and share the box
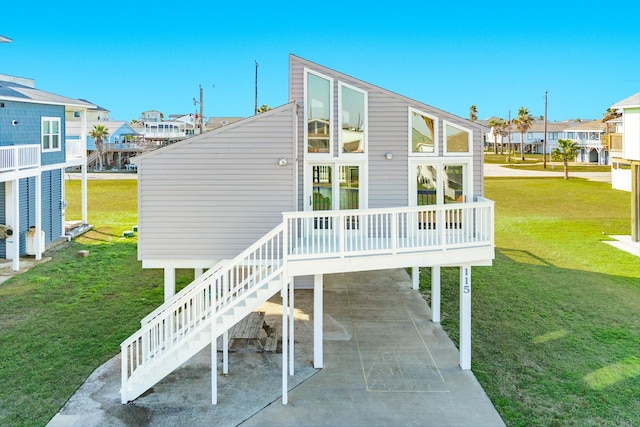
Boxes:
[120,225,285,403]
[120,201,496,404]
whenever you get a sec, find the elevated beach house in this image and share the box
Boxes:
[121,55,495,404]
[607,92,640,242]
[0,73,93,271]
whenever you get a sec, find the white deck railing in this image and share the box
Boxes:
[65,139,85,160]
[0,145,40,172]
[284,201,494,260]
[121,200,494,401]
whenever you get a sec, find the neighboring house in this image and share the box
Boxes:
[606,92,640,242]
[563,120,608,164]
[131,110,188,149]
[0,73,93,270]
[168,113,198,137]
[66,100,110,122]
[121,55,495,405]
[67,120,143,169]
[482,118,568,155]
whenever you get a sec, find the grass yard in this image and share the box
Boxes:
[0,180,194,427]
[421,177,640,426]
[0,176,638,427]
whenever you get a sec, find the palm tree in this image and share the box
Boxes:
[551,138,579,180]
[255,104,271,114]
[601,107,621,133]
[512,107,534,161]
[487,117,507,154]
[469,105,478,122]
[89,124,110,170]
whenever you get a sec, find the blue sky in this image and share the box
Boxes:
[2,2,639,123]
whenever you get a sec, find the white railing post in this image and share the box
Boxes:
[339,213,345,257]
[391,211,398,254]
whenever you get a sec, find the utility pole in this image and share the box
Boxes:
[199,84,204,134]
[543,90,548,169]
[507,110,512,162]
[254,61,259,115]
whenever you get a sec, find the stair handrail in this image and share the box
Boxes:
[121,223,285,387]
[141,259,229,326]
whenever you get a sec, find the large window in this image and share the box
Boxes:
[410,108,437,155]
[339,83,366,154]
[42,117,61,152]
[307,72,332,154]
[443,121,471,155]
[412,160,470,206]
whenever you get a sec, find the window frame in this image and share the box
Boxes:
[409,157,473,206]
[338,81,368,157]
[41,117,61,152]
[304,68,334,157]
[408,107,439,156]
[442,120,472,156]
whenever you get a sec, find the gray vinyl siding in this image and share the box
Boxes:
[288,55,486,211]
[138,104,297,261]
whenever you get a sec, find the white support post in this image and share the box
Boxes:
[411,267,419,290]
[164,268,175,302]
[289,278,295,376]
[282,278,289,405]
[313,274,323,368]
[459,264,472,370]
[431,266,441,323]
[81,165,88,225]
[35,173,42,261]
[195,267,203,278]
[222,330,229,375]
[211,324,217,405]
[78,108,88,225]
[11,179,19,272]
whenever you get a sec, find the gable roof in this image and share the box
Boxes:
[0,77,95,109]
[562,120,606,132]
[612,92,640,109]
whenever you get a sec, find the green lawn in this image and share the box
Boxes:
[0,177,638,427]
[421,177,639,426]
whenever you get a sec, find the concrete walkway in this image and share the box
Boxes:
[48,269,505,427]
[483,162,611,182]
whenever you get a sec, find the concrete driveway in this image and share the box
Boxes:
[48,269,505,427]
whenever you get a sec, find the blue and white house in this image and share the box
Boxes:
[67,120,142,169]
[0,73,93,270]
[121,55,495,405]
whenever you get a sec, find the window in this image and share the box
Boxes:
[73,111,80,118]
[42,117,61,152]
[410,108,437,155]
[339,82,366,154]
[527,132,533,140]
[306,70,332,154]
[443,121,471,155]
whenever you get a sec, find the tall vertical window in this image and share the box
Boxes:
[42,117,61,152]
[307,72,332,153]
[339,83,366,153]
[410,108,437,155]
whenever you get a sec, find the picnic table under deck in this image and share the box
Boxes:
[228,311,279,352]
